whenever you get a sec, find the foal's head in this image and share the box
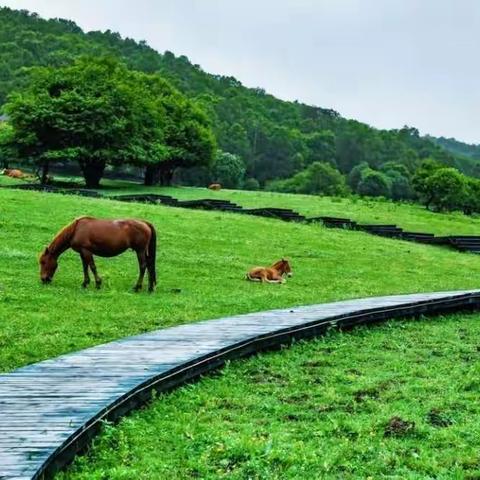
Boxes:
[273,259,292,277]
[39,247,58,284]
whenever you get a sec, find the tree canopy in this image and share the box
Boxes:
[269,161,347,196]
[4,56,215,187]
[211,151,246,189]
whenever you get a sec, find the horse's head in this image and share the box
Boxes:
[39,247,58,284]
[274,259,292,277]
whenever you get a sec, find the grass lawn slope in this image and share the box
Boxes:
[98,180,480,236]
[0,187,479,478]
[0,187,479,373]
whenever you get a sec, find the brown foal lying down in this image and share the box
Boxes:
[246,259,292,283]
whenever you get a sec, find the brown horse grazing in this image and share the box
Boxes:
[246,259,292,284]
[39,217,157,292]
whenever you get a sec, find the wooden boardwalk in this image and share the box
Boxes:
[1,290,480,479]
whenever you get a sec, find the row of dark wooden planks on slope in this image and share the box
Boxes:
[7,183,480,254]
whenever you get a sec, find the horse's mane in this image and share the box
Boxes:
[271,259,288,270]
[48,217,87,255]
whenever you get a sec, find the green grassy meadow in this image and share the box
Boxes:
[0,184,480,478]
[96,179,480,237]
[61,312,480,480]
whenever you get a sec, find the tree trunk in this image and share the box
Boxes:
[40,161,50,185]
[159,161,175,186]
[425,195,434,211]
[159,168,174,186]
[80,160,105,189]
[144,162,176,186]
[144,165,160,186]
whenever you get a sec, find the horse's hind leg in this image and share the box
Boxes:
[90,257,102,289]
[82,249,102,289]
[266,274,285,284]
[80,253,90,288]
[134,250,147,292]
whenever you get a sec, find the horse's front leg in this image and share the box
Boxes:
[134,250,147,292]
[80,252,90,288]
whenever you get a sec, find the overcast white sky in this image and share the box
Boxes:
[2,0,479,143]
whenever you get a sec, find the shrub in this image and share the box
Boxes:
[268,162,347,196]
[357,170,391,197]
[243,177,260,191]
[426,168,469,211]
[384,169,414,200]
[211,151,245,189]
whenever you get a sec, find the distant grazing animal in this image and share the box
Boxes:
[39,217,157,292]
[3,168,25,179]
[246,259,292,283]
[208,183,222,191]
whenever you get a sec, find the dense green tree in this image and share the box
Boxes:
[269,162,347,196]
[216,122,250,162]
[384,169,414,200]
[304,130,336,166]
[4,56,214,187]
[425,168,468,212]
[0,121,15,168]
[243,177,260,191]
[357,170,391,197]
[143,91,216,185]
[5,57,168,186]
[347,161,369,191]
[466,178,480,214]
[412,159,443,208]
[430,136,480,163]
[211,151,245,189]
[380,161,411,178]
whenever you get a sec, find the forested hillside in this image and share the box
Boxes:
[0,7,477,194]
[427,136,480,177]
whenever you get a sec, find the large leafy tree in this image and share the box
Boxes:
[211,151,245,189]
[5,57,166,186]
[269,161,347,196]
[357,169,391,198]
[143,88,216,185]
[304,130,336,167]
[412,158,443,209]
[4,56,214,187]
[0,121,15,168]
[425,168,468,212]
[347,161,369,191]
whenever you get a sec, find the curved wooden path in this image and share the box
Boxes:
[1,290,480,479]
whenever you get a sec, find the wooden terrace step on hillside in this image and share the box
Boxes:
[3,183,480,254]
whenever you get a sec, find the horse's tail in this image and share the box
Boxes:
[145,221,157,289]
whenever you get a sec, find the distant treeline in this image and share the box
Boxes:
[1,6,479,207]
